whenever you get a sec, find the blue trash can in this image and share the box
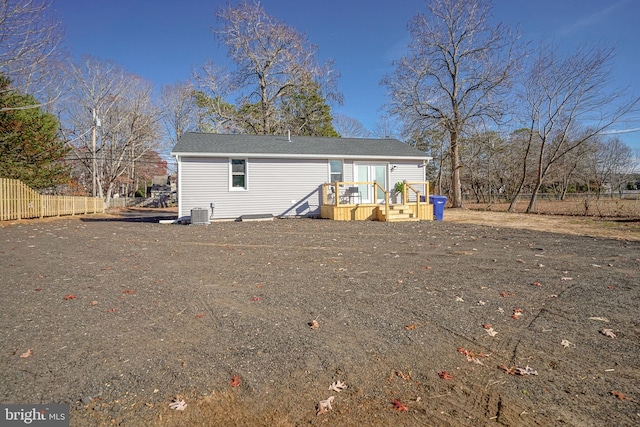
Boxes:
[429,195,447,221]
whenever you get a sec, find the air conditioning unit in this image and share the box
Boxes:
[190,208,210,225]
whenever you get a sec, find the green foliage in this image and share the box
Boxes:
[280,84,339,137]
[394,181,404,193]
[0,77,70,189]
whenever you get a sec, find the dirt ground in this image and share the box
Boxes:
[1,209,638,426]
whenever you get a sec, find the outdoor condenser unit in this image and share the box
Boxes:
[190,208,210,225]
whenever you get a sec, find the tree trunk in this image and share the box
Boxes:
[450,130,463,208]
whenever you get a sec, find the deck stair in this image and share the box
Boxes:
[378,204,419,222]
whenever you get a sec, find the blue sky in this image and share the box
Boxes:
[55,0,639,150]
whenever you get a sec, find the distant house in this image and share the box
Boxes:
[171,132,432,221]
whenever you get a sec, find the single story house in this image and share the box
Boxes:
[170,132,432,222]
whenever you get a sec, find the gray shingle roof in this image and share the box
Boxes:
[171,133,431,160]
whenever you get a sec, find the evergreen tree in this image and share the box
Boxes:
[0,77,70,189]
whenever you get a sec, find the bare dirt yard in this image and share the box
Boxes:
[1,207,638,426]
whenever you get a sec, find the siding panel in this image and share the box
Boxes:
[179,157,329,220]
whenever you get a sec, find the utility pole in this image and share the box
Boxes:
[91,108,96,197]
[91,109,101,197]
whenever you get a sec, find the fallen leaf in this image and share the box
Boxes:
[485,327,498,337]
[229,374,241,387]
[458,347,489,363]
[316,396,334,415]
[20,348,32,358]
[607,285,616,290]
[63,294,76,300]
[122,290,136,295]
[482,324,492,329]
[438,371,454,380]
[169,396,187,411]
[455,296,464,302]
[477,300,486,306]
[90,300,98,306]
[309,319,319,329]
[195,313,205,319]
[422,266,432,270]
[589,317,609,322]
[515,366,538,376]
[498,365,516,375]
[396,371,411,380]
[250,296,261,301]
[104,307,118,312]
[511,308,524,319]
[600,328,616,339]
[611,390,633,401]
[561,276,573,281]
[34,288,42,292]
[531,281,542,287]
[405,323,417,330]
[500,292,515,297]
[328,381,347,393]
[391,398,409,412]
[499,365,537,376]
[561,339,574,348]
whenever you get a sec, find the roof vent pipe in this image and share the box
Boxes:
[287,130,291,142]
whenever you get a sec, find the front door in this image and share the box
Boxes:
[355,164,388,203]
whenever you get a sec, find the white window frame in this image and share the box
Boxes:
[229,158,248,191]
[329,159,343,182]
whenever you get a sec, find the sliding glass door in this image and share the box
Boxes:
[355,164,387,203]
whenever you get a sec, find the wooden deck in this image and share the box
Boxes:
[320,181,433,222]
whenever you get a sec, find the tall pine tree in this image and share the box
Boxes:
[0,77,70,189]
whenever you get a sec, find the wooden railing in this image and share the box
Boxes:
[0,178,105,221]
[402,180,430,214]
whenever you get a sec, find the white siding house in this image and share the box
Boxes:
[171,133,432,221]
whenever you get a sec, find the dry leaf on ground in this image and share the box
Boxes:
[309,319,319,329]
[516,366,538,375]
[438,370,454,380]
[600,328,617,339]
[561,339,575,348]
[63,294,76,300]
[195,313,205,319]
[169,396,187,411]
[391,398,409,411]
[458,347,489,364]
[396,370,411,380]
[328,380,347,392]
[611,390,633,401]
[19,348,32,358]
[499,365,538,376]
[122,290,135,295]
[229,374,241,387]
[316,396,334,415]
[485,327,498,337]
[589,317,609,322]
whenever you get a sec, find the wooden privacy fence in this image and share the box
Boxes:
[0,178,105,221]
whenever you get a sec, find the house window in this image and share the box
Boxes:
[230,159,247,190]
[329,160,343,182]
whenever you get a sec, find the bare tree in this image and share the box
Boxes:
[159,81,198,144]
[332,114,370,138]
[204,1,341,135]
[515,43,640,213]
[383,0,519,208]
[0,0,66,110]
[372,115,399,139]
[60,56,162,207]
